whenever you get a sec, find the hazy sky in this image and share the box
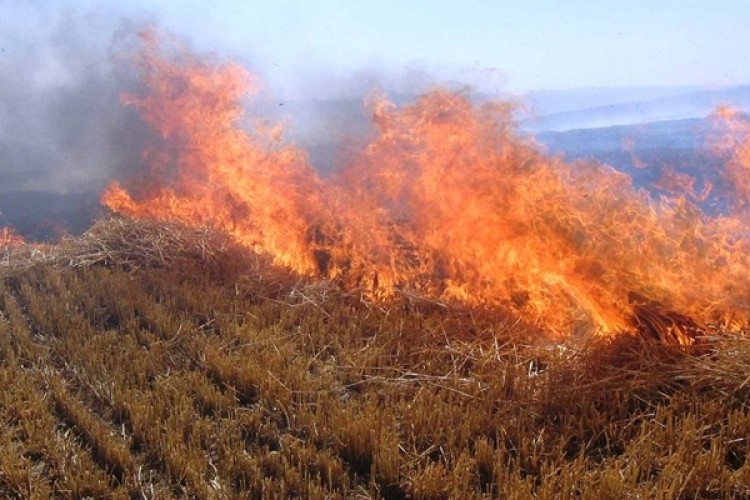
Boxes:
[3,0,750,95]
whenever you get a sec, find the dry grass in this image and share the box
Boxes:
[0,217,748,498]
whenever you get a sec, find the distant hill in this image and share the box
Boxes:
[523,86,750,131]
[534,116,727,210]
[535,116,713,153]
[520,85,710,117]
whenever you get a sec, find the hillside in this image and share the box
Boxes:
[0,219,749,497]
[523,85,750,131]
[535,117,725,199]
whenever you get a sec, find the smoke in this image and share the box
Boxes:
[0,5,151,195]
[0,3,523,239]
[0,3,485,192]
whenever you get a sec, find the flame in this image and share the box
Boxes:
[653,166,712,202]
[713,106,750,209]
[622,136,648,170]
[102,31,325,274]
[0,227,24,247]
[103,32,750,339]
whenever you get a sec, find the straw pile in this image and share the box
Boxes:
[0,217,252,276]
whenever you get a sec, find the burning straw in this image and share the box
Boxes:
[0,216,736,352]
[97,31,750,340]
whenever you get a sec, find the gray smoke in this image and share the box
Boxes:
[0,2,497,237]
[0,5,151,195]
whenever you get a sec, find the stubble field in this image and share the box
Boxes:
[0,218,749,498]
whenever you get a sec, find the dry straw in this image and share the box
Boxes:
[1,216,749,496]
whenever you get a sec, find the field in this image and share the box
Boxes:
[0,218,749,498]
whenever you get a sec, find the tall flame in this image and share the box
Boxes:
[103,32,750,338]
[103,31,325,274]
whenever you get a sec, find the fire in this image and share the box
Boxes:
[103,31,750,339]
[713,106,750,209]
[102,31,325,274]
[0,227,24,247]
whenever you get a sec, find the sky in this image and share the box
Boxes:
[1,0,749,193]
[0,0,747,214]
[3,0,750,96]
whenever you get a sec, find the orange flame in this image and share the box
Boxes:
[103,31,325,274]
[102,32,750,338]
[0,227,24,247]
[712,106,750,209]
